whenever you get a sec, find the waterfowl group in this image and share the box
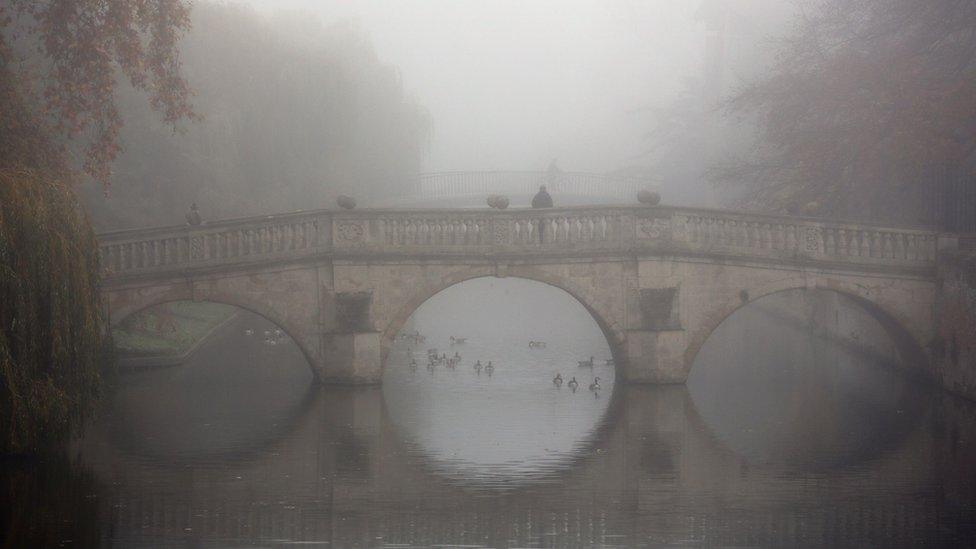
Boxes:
[245,327,287,346]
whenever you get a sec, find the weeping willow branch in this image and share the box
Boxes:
[0,169,104,454]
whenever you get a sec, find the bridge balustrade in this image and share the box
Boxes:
[98,210,333,278]
[99,205,939,281]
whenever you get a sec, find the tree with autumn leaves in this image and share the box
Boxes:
[719,0,976,226]
[0,0,195,453]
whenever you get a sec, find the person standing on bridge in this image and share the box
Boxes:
[532,185,553,209]
[531,184,553,244]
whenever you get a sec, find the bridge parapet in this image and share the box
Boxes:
[332,206,938,274]
[99,205,940,282]
[98,209,333,281]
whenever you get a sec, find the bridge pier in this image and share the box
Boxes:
[320,332,382,384]
[623,330,688,383]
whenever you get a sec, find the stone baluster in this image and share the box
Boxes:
[727,219,739,247]
[579,217,590,242]
[746,220,757,248]
[822,228,834,256]
[430,219,440,245]
[522,218,534,244]
[437,219,447,245]
[414,220,425,245]
[687,216,700,244]
[403,220,414,245]
[838,228,849,257]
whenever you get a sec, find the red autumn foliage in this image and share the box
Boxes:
[1,0,196,185]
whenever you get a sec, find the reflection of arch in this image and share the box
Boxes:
[378,266,627,371]
[109,286,319,377]
[377,380,628,491]
[102,382,319,468]
[685,280,930,380]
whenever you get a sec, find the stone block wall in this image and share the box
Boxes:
[934,252,976,400]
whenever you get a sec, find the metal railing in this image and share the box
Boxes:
[402,171,655,200]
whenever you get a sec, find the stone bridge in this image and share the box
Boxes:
[98,204,947,384]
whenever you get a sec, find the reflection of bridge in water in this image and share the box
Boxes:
[76,385,973,547]
[98,194,948,385]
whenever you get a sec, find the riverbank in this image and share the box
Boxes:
[112,301,239,371]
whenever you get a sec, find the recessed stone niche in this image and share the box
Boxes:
[639,287,680,330]
[335,291,374,332]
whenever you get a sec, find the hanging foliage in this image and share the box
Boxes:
[0,169,103,454]
[0,1,195,454]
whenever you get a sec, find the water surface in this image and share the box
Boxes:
[3,287,976,547]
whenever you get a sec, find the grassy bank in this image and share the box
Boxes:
[113,302,238,358]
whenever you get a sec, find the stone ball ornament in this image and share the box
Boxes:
[486,195,510,209]
[336,195,357,210]
[637,189,661,205]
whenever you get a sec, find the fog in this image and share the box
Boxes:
[241,0,790,176]
[71,0,798,229]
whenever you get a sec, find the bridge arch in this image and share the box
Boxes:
[378,265,628,371]
[108,286,320,378]
[684,277,931,380]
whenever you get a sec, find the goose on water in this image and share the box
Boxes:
[578,356,594,368]
[244,328,254,336]
[589,377,601,391]
[567,377,579,391]
[484,361,494,376]
[553,373,563,387]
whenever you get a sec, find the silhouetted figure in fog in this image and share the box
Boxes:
[186,202,202,226]
[532,185,553,209]
[545,158,561,185]
[532,185,553,244]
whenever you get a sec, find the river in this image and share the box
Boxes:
[2,279,975,547]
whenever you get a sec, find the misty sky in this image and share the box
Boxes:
[238,0,707,173]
